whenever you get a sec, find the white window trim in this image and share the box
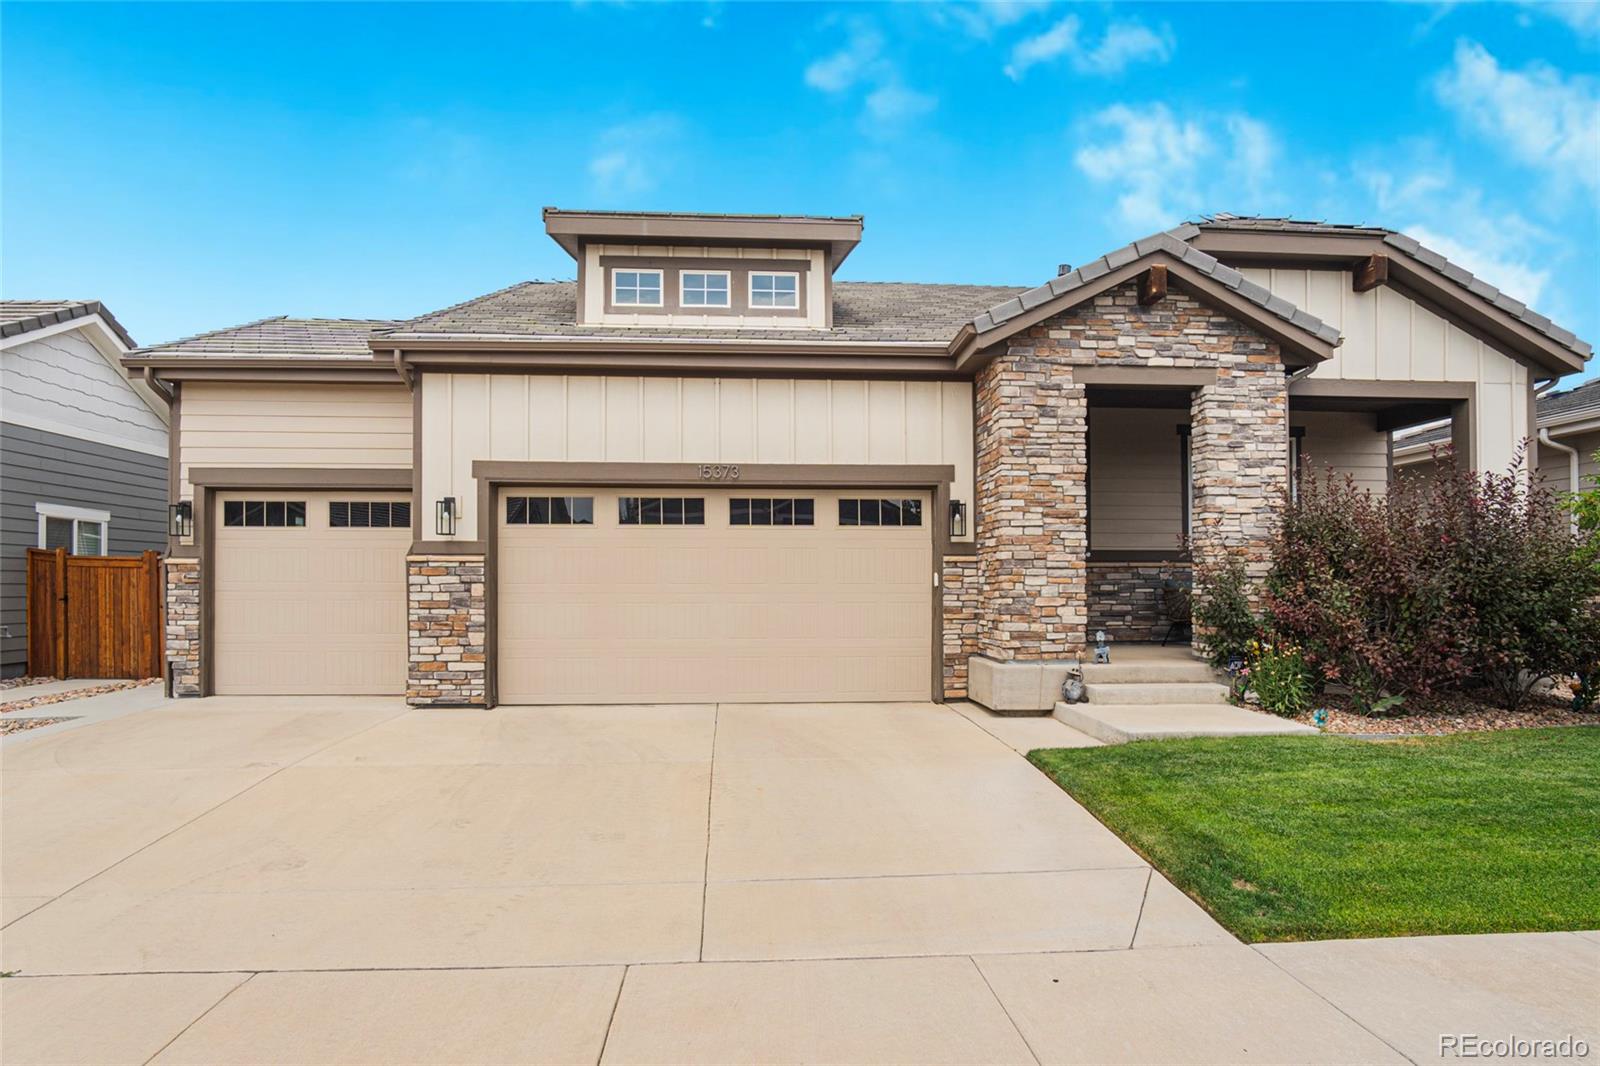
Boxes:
[612,268,664,308]
[35,502,111,556]
[678,269,732,308]
[748,270,801,309]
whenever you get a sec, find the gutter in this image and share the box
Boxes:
[1539,427,1583,533]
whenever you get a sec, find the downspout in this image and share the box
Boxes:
[1539,428,1581,534]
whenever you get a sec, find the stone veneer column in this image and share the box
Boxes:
[407,555,487,706]
[164,557,202,696]
[1189,363,1290,638]
[974,353,1089,662]
[941,555,982,698]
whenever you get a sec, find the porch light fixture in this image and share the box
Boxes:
[168,501,193,539]
[435,497,457,537]
[948,499,967,539]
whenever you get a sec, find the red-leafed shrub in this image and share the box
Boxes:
[1264,453,1600,713]
[1264,463,1470,713]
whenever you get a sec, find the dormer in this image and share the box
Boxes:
[543,208,863,330]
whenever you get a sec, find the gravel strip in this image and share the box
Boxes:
[1289,693,1599,736]
[0,676,55,691]
[1,716,75,735]
[0,679,158,715]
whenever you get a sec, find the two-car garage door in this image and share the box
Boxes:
[497,487,934,704]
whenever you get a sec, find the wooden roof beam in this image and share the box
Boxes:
[1138,264,1168,306]
[1353,253,1388,293]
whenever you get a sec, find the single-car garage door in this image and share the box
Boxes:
[498,487,933,704]
[213,491,410,695]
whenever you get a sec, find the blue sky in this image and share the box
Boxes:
[3,2,1597,382]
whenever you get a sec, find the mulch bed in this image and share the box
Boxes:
[1,716,74,735]
[0,679,158,716]
[1285,688,1600,736]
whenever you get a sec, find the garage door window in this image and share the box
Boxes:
[619,497,706,525]
[330,501,411,529]
[839,498,922,527]
[730,498,815,526]
[223,501,307,528]
[506,496,595,525]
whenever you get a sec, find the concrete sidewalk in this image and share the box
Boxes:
[1,696,1593,1064]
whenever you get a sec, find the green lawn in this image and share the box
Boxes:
[1029,727,1600,942]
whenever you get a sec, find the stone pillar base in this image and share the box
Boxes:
[407,555,487,707]
[967,655,1079,715]
[164,557,202,697]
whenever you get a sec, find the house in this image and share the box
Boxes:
[1,300,171,677]
[1394,376,1599,495]
[122,211,1592,711]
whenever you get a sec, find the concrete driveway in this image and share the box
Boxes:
[2,697,1593,1065]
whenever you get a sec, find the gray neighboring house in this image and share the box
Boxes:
[0,300,171,676]
[1395,376,1600,494]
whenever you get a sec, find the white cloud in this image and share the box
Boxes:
[804,18,937,134]
[1363,162,1555,306]
[1005,15,1174,80]
[1406,226,1551,307]
[1073,103,1274,229]
[935,0,1056,41]
[586,114,683,199]
[804,22,883,93]
[1434,39,1599,193]
[1518,1,1600,38]
[865,83,938,124]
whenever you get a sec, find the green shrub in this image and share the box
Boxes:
[1192,557,1260,668]
[1243,639,1314,718]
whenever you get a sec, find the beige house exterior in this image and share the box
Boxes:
[126,211,1591,711]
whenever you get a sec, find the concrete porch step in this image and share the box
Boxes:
[1081,660,1218,685]
[1053,702,1321,744]
[1082,682,1231,706]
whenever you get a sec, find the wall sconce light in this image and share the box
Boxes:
[949,499,968,539]
[168,500,193,539]
[435,497,457,537]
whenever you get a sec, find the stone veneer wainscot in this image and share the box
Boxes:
[407,555,487,706]
[969,281,1289,702]
[164,558,202,697]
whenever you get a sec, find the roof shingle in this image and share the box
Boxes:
[130,316,394,359]
[0,299,136,349]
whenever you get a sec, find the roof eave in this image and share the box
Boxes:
[952,250,1337,372]
[1189,229,1589,377]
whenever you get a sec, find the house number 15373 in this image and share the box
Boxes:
[697,464,741,481]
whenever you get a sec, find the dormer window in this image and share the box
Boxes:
[750,271,799,309]
[680,271,731,308]
[612,269,663,307]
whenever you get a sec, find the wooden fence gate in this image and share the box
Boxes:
[27,549,164,679]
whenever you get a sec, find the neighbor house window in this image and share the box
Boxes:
[749,272,799,309]
[612,269,663,307]
[222,501,307,528]
[679,271,730,308]
[35,503,110,555]
[730,498,814,526]
[505,496,595,525]
[330,501,411,529]
[619,497,706,525]
[838,499,922,527]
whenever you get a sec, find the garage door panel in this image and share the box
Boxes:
[213,491,408,696]
[498,487,933,704]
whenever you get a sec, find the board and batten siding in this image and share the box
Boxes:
[176,382,413,507]
[422,374,976,542]
[1242,268,1531,474]
[0,423,167,674]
